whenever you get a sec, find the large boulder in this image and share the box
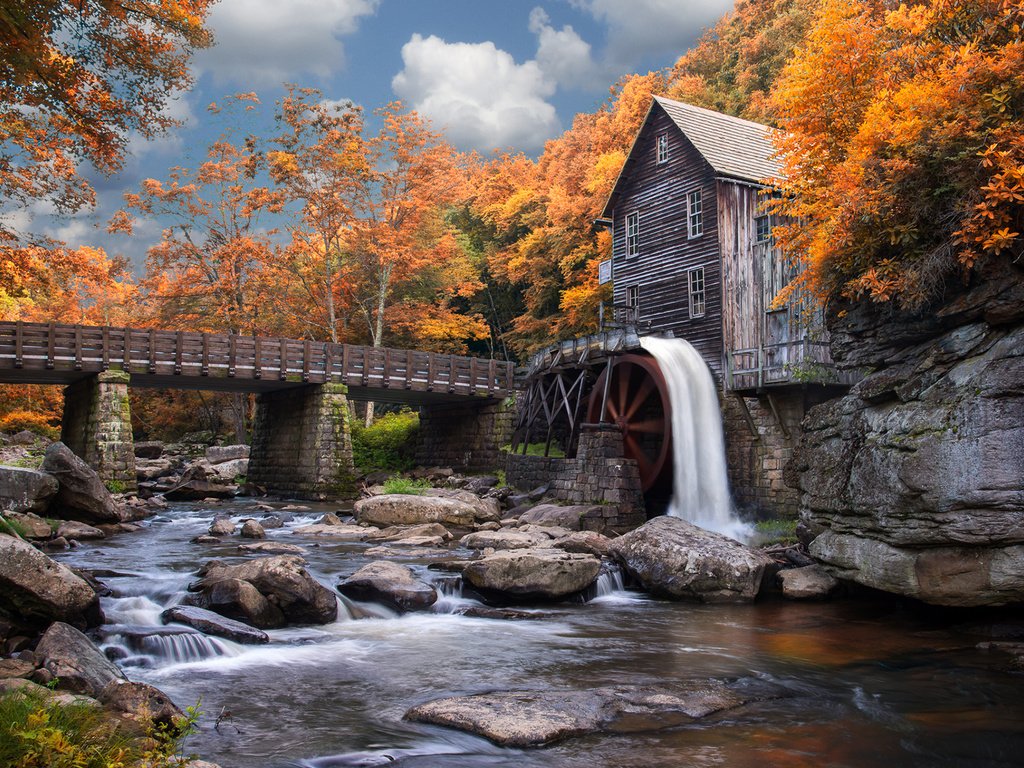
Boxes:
[56,520,106,541]
[40,442,123,523]
[188,555,337,627]
[99,680,184,727]
[3,511,54,539]
[355,494,477,530]
[0,466,58,515]
[0,534,101,629]
[793,269,1024,606]
[460,529,553,551]
[35,621,127,696]
[405,679,783,748]
[423,489,501,523]
[183,578,283,629]
[207,458,249,483]
[518,504,595,531]
[337,561,437,612]
[778,564,839,600]
[462,548,601,602]
[206,444,250,464]
[161,605,270,644]
[608,517,772,603]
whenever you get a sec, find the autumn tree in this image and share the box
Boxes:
[770,0,1024,308]
[267,86,367,343]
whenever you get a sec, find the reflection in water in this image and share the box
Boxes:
[55,500,1024,768]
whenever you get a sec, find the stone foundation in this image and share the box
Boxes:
[61,371,136,491]
[506,424,646,532]
[248,383,355,499]
[721,390,836,521]
[415,398,514,472]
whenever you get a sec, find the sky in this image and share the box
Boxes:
[37,0,735,265]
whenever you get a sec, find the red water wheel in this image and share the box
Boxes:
[586,353,672,492]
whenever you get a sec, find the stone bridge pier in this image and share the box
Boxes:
[415,398,515,472]
[247,383,356,499]
[61,370,137,492]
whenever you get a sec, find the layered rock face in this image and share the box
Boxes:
[792,266,1024,607]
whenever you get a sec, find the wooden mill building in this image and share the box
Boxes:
[596,95,853,516]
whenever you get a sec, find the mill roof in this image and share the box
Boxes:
[601,96,781,219]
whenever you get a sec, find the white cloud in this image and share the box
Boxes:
[571,0,733,68]
[392,34,561,154]
[197,0,379,86]
[529,8,600,90]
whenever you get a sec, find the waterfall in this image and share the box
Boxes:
[639,336,751,542]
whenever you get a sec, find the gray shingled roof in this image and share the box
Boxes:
[654,96,780,182]
[601,96,780,219]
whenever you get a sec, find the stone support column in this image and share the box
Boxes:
[248,383,355,499]
[414,398,514,472]
[60,370,136,492]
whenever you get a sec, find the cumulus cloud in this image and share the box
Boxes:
[197,0,379,86]
[529,8,600,90]
[392,34,561,154]
[571,0,733,68]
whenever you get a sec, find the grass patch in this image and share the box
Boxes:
[754,518,799,546]
[351,410,419,472]
[500,442,566,458]
[382,477,431,495]
[0,686,197,768]
[0,514,28,539]
[104,479,127,494]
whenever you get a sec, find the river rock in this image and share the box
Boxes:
[338,561,438,612]
[405,678,782,747]
[517,503,596,531]
[608,517,772,603]
[208,457,249,483]
[552,531,613,557]
[292,523,374,539]
[238,541,306,555]
[184,577,284,628]
[206,444,250,464]
[100,680,184,726]
[161,605,270,644]
[209,516,235,536]
[56,520,106,540]
[778,564,839,600]
[189,555,337,626]
[134,441,164,459]
[3,511,55,539]
[0,466,58,514]
[355,494,477,530]
[379,523,453,542]
[40,442,123,523]
[793,269,1024,606]
[423,488,501,523]
[136,458,174,481]
[35,621,127,696]
[0,534,101,629]
[462,548,601,601]
[463,475,500,494]
[460,529,551,550]
[164,479,236,501]
[240,519,266,539]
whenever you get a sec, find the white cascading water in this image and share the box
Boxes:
[639,335,751,542]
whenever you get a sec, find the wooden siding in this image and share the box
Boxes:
[609,103,724,379]
[719,180,766,356]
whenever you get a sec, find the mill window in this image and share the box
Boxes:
[755,214,772,243]
[656,133,668,164]
[687,190,703,238]
[626,211,639,257]
[688,267,706,318]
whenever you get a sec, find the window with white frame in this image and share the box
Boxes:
[755,214,772,243]
[626,284,639,312]
[656,133,668,164]
[626,211,639,257]
[687,189,703,238]
[688,267,706,318]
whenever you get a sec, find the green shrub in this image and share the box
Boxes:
[0,686,196,768]
[381,476,431,495]
[104,479,127,494]
[351,410,420,471]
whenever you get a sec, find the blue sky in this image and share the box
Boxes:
[37,0,734,264]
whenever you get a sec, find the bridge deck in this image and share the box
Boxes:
[0,322,514,404]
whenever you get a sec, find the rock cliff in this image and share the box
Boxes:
[791,264,1024,607]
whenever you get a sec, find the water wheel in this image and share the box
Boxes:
[586,353,672,492]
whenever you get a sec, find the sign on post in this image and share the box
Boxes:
[598,259,612,285]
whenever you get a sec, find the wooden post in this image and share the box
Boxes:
[427,352,436,392]
[383,348,391,388]
[100,327,109,371]
[325,342,334,382]
[148,329,156,374]
[448,355,457,394]
[279,338,288,380]
[487,359,496,396]
[469,357,478,394]
[405,349,413,389]
[74,325,83,370]
[201,333,210,375]
[174,331,183,374]
[341,343,350,385]
[302,340,311,382]
[254,336,262,379]
[46,321,55,369]
[14,321,22,368]
[228,334,236,377]
[123,328,131,372]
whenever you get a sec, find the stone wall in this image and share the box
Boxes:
[248,383,355,499]
[415,398,514,472]
[61,371,136,491]
[722,390,836,521]
[792,264,1024,607]
[506,424,646,532]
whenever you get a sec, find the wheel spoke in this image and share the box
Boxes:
[629,417,665,435]
[606,395,620,421]
[623,376,656,420]
[625,433,652,479]
[616,362,631,421]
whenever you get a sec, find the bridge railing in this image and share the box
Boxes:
[0,321,514,398]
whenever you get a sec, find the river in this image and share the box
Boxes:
[55,498,1024,768]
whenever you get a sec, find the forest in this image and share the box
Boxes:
[1,0,1022,439]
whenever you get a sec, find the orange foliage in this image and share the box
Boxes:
[770,0,1024,307]
[0,0,214,241]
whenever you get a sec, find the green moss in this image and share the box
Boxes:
[104,479,127,494]
[382,477,431,495]
[500,442,566,458]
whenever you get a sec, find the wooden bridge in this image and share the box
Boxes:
[0,321,515,404]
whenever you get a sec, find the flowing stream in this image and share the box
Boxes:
[56,500,1024,768]
[639,336,750,540]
